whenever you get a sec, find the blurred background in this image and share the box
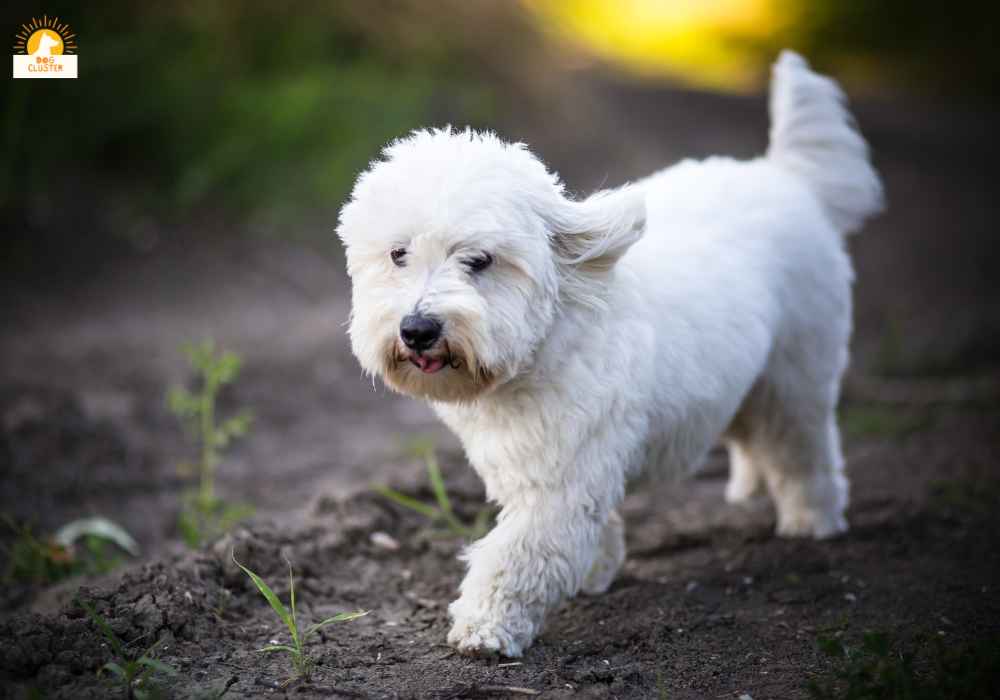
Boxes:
[1,0,998,583]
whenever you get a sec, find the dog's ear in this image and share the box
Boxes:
[547,185,646,274]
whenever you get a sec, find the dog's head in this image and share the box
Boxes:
[337,128,645,402]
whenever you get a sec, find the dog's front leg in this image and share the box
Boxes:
[446,489,611,657]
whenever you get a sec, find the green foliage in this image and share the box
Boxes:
[79,599,176,699]
[3,519,76,584]
[232,551,368,683]
[808,631,1000,700]
[373,438,494,541]
[54,516,140,557]
[3,516,137,584]
[1,2,491,231]
[168,340,254,548]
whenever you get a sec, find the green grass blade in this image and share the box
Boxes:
[100,661,127,680]
[54,516,140,556]
[79,600,124,658]
[372,485,440,520]
[303,610,370,641]
[231,551,298,647]
[426,454,452,516]
[286,555,297,646]
[137,656,177,675]
[255,645,298,654]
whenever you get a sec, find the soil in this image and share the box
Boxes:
[2,79,999,699]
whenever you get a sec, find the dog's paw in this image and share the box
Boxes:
[447,597,533,658]
[447,615,524,658]
[776,508,847,539]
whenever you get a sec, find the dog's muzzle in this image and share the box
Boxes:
[400,313,447,373]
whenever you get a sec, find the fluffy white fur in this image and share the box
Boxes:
[337,51,883,657]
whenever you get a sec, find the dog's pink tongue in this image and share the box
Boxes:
[415,355,445,374]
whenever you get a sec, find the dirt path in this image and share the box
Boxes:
[2,83,999,698]
[2,399,998,698]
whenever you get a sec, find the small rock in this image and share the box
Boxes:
[370,531,400,551]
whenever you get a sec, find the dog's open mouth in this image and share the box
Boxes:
[402,342,460,375]
[410,354,446,374]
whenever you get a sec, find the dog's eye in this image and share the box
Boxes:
[390,247,407,267]
[464,253,493,273]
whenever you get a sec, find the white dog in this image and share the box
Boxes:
[337,52,883,657]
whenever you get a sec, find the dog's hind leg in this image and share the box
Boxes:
[755,403,848,538]
[581,509,625,595]
[726,353,849,539]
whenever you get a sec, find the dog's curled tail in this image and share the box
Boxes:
[767,50,884,235]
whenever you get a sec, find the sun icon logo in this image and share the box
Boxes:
[12,15,78,78]
[13,15,77,57]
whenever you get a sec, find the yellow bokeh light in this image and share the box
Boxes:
[525,0,795,92]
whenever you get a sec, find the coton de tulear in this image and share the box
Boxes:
[337,51,883,657]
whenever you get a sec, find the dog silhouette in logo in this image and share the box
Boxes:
[30,30,61,57]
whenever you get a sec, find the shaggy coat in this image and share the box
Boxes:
[337,52,883,657]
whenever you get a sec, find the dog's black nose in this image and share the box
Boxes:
[400,314,442,352]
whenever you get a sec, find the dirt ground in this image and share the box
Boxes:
[1,78,999,699]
